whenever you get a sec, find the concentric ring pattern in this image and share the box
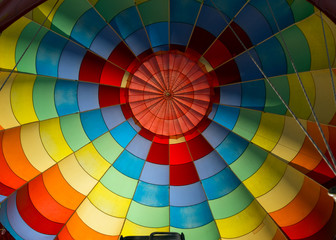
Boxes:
[0,0,336,240]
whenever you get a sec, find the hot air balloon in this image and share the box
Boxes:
[0,0,336,239]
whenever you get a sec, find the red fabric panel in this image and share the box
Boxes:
[98,85,122,108]
[121,104,132,120]
[204,40,232,68]
[170,142,193,165]
[57,227,74,240]
[100,62,125,86]
[0,182,14,196]
[187,27,216,55]
[214,60,240,85]
[153,135,170,144]
[138,128,155,141]
[16,184,64,234]
[147,142,169,165]
[79,52,105,83]
[108,42,136,69]
[170,44,186,52]
[307,157,335,185]
[170,162,199,186]
[307,0,336,24]
[187,135,213,160]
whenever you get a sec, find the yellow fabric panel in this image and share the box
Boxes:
[287,72,315,119]
[322,13,336,67]
[243,154,287,198]
[121,72,130,88]
[271,117,306,162]
[75,143,111,180]
[251,113,284,151]
[0,72,19,129]
[11,74,38,124]
[39,118,73,162]
[169,136,186,144]
[121,220,169,236]
[220,215,279,240]
[32,0,64,28]
[77,198,124,235]
[58,154,97,195]
[216,200,266,238]
[0,18,30,70]
[20,122,56,172]
[257,166,304,213]
[310,70,336,123]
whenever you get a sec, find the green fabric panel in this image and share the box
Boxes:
[138,0,169,25]
[92,132,123,164]
[232,109,261,141]
[230,143,267,181]
[291,0,314,22]
[170,221,220,240]
[94,0,134,22]
[16,22,48,74]
[127,201,169,227]
[33,76,58,120]
[264,76,289,115]
[101,166,137,198]
[59,113,90,151]
[209,184,254,219]
[277,26,311,74]
[51,0,91,36]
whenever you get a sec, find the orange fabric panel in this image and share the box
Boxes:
[2,127,40,180]
[43,165,85,210]
[57,226,74,240]
[272,229,287,240]
[66,213,119,240]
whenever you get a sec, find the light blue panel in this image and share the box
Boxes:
[219,84,241,106]
[170,182,207,207]
[125,28,151,56]
[208,103,218,120]
[202,121,229,148]
[0,195,6,201]
[202,168,241,200]
[127,118,141,132]
[110,121,137,148]
[110,6,143,39]
[204,0,246,19]
[235,49,263,82]
[70,8,106,48]
[213,105,240,130]
[216,132,249,165]
[6,194,55,240]
[77,82,99,112]
[146,22,168,48]
[140,162,169,185]
[126,134,151,159]
[113,150,145,179]
[133,181,169,207]
[170,0,201,24]
[234,4,273,45]
[58,41,86,80]
[197,5,229,37]
[80,109,108,140]
[170,23,193,46]
[54,80,79,116]
[241,81,266,111]
[36,31,68,77]
[194,151,226,180]
[170,202,213,228]
[101,105,126,130]
[0,200,23,240]
[90,25,122,59]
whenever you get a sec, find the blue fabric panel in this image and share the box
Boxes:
[202,120,229,148]
[126,134,151,160]
[125,28,151,56]
[110,6,142,39]
[235,49,263,82]
[170,23,193,46]
[113,150,144,179]
[140,162,169,185]
[127,118,141,132]
[204,0,246,19]
[234,4,273,45]
[202,168,241,200]
[146,22,168,48]
[216,132,249,165]
[197,5,229,37]
[110,121,136,148]
[170,0,201,24]
[170,182,207,207]
[101,105,126,130]
[77,82,99,112]
[133,181,169,207]
[153,45,169,52]
[0,195,6,201]
[58,41,86,80]
[0,200,23,240]
[241,81,266,111]
[54,80,79,116]
[208,103,218,120]
[36,31,67,77]
[219,84,241,106]
[90,25,122,59]
[170,202,213,228]
[213,105,240,130]
[80,109,108,140]
[194,151,226,180]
